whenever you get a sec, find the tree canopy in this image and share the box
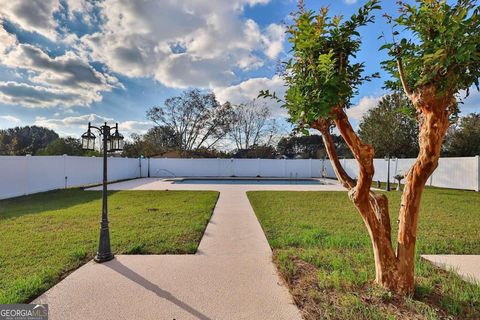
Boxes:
[382,0,480,109]
[0,126,59,155]
[229,100,277,151]
[38,137,100,156]
[443,113,480,156]
[358,94,419,158]
[261,0,380,130]
[146,89,233,153]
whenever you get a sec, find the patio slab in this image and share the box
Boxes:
[422,255,480,284]
[35,178,345,319]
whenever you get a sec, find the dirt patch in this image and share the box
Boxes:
[273,251,478,320]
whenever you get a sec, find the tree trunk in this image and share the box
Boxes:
[313,111,402,292]
[394,92,452,294]
[313,94,452,295]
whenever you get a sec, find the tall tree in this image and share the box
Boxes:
[0,126,59,155]
[277,134,352,159]
[122,126,179,158]
[146,90,233,154]
[263,0,480,295]
[358,93,419,158]
[443,113,480,156]
[379,0,480,294]
[229,100,278,150]
[38,137,87,156]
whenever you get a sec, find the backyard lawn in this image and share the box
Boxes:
[0,189,218,304]
[248,188,480,320]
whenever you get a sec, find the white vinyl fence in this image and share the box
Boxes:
[0,155,147,200]
[0,155,479,199]
[148,158,321,179]
[323,156,480,192]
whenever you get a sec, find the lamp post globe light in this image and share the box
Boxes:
[81,122,124,263]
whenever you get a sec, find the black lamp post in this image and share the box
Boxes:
[81,122,124,263]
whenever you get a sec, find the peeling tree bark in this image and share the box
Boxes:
[314,90,453,295]
[395,86,453,293]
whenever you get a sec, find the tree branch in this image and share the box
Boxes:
[397,58,412,99]
[332,107,375,200]
[311,118,356,189]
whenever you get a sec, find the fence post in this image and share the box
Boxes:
[63,154,68,189]
[25,155,30,196]
[476,155,480,192]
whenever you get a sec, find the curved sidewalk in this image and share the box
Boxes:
[35,178,345,319]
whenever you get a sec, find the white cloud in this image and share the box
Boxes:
[0,26,120,108]
[0,82,83,108]
[346,95,383,121]
[34,114,154,137]
[214,75,287,116]
[262,24,286,59]
[0,0,60,40]
[343,0,358,4]
[0,115,21,123]
[0,0,287,110]
[79,0,284,88]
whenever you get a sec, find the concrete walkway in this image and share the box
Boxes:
[422,255,480,284]
[35,178,345,320]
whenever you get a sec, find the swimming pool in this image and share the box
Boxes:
[173,178,324,185]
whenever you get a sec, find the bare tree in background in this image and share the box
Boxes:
[146,89,233,154]
[229,100,278,150]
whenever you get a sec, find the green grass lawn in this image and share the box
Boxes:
[248,189,480,320]
[0,189,218,304]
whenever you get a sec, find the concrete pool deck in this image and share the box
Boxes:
[421,255,480,284]
[34,178,345,319]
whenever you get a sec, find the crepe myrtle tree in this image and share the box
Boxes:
[261,0,480,295]
[378,0,480,294]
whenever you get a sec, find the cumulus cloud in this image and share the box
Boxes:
[214,75,287,116]
[0,115,21,123]
[343,0,358,4]
[346,95,383,121]
[262,24,286,59]
[0,0,286,110]
[79,0,284,88]
[0,81,83,108]
[0,0,60,40]
[0,26,120,108]
[34,114,154,137]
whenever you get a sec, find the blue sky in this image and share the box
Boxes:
[0,0,479,141]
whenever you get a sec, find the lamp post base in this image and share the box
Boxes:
[94,252,114,263]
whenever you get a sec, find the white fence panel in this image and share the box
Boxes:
[1,155,479,200]
[65,156,102,187]
[259,159,284,177]
[233,159,260,177]
[150,158,222,177]
[26,156,65,194]
[321,156,479,191]
[431,157,478,190]
[285,159,312,178]
[0,156,28,199]
[140,159,149,177]
[218,159,234,177]
[109,158,140,181]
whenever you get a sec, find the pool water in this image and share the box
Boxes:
[173,179,324,185]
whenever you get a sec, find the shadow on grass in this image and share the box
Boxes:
[0,189,118,220]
